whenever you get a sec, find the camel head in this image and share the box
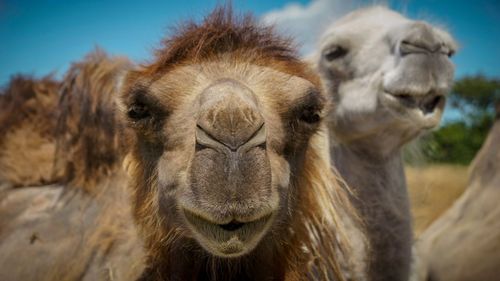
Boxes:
[119,9,332,262]
[315,6,457,155]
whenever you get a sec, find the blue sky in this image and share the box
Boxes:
[1,0,499,86]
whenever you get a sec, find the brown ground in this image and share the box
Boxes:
[406,164,469,236]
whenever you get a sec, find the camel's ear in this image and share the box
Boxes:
[302,52,318,70]
[122,153,136,177]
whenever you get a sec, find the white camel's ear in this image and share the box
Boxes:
[302,51,319,70]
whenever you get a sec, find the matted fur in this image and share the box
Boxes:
[122,7,360,280]
[54,50,132,191]
[0,75,60,187]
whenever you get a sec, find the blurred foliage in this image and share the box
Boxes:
[419,75,500,165]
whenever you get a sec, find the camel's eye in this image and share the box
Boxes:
[323,46,348,61]
[128,102,150,120]
[295,89,324,125]
[126,95,167,131]
[125,89,167,124]
[300,106,321,124]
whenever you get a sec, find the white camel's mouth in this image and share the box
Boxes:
[382,91,445,127]
[383,88,446,116]
[383,91,444,113]
[388,92,443,112]
[183,209,274,257]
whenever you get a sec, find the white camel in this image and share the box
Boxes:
[312,6,457,281]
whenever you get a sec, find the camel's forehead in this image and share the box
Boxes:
[327,6,410,36]
[320,6,455,48]
[147,60,317,106]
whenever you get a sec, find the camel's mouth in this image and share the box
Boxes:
[183,209,274,257]
[384,91,445,112]
[382,90,446,127]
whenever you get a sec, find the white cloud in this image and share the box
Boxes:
[261,0,366,55]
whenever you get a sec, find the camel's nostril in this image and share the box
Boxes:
[257,142,267,150]
[394,94,417,108]
[422,95,443,114]
[219,221,245,231]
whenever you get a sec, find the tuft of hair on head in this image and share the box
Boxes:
[143,5,318,80]
[54,49,133,193]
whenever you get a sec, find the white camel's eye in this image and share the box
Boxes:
[323,46,348,61]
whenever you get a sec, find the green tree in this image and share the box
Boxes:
[421,75,500,164]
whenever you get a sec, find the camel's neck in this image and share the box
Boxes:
[331,139,413,281]
[331,140,407,197]
[331,141,410,228]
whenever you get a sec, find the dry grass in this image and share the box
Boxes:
[406,164,469,236]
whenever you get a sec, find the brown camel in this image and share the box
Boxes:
[0,51,144,281]
[0,75,61,189]
[312,6,457,281]
[120,8,359,280]
[0,8,361,281]
[414,103,500,281]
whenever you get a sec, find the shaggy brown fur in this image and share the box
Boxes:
[121,7,359,281]
[0,51,131,192]
[54,49,133,192]
[0,75,61,187]
[147,7,319,85]
[0,51,144,281]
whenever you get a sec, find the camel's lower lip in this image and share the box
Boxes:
[182,209,273,256]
